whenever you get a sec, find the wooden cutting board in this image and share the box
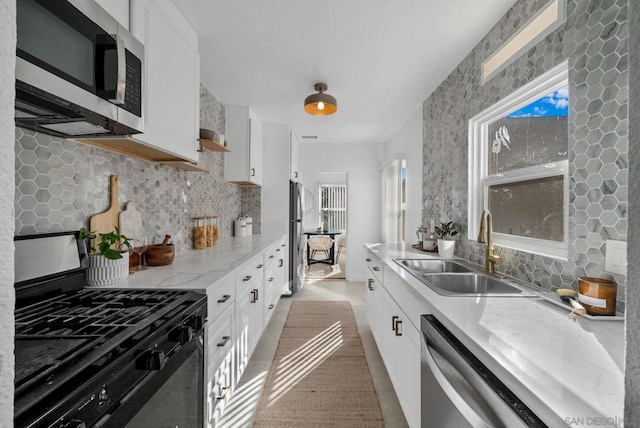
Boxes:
[89,175,120,236]
[119,202,144,242]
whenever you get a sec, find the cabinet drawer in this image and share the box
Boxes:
[207,276,235,323]
[264,264,277,296]
[207,304,234,373]
[383,267,428,331]
[264,240,286,270]
[365,251,384,283]
[236,254,264,291]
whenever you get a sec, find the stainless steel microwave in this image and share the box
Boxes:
[15,0,144,138]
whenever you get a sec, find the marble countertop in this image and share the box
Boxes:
[100,235,284,291]
[365,243,624,428]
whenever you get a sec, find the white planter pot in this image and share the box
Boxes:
[86,252,130,286]
[437,239,456,258]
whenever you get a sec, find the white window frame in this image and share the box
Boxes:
[468,61,569,260]
[319,184,347,231]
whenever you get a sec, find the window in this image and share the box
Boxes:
[319,184,347,231]
[469,61,569,259]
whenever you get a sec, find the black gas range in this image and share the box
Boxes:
[14,232,207,428]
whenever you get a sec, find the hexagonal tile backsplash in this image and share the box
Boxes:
[422,0,627,305]
[15,84,260,254]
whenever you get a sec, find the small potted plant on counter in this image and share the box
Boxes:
[435,221,458,258]
[80,227,133,286]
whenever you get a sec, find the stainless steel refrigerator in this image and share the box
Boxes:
[288,180,304,294]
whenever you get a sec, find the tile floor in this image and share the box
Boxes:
[217,279,409,427]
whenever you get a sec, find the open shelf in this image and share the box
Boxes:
[159,161,209,173]
[198,138,230,152]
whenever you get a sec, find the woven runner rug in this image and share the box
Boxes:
[252,301,384,427]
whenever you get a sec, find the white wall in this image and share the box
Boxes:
[299,142,383,282]
[383,107,423,243]
[0,0,16,423]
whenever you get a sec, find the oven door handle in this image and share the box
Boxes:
[423,336,496,428]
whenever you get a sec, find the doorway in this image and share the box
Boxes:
[304,173,347,281]
[383,159,406,243]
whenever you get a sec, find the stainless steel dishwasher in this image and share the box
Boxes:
[421,315,547,428]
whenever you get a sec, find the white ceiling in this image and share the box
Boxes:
[173,0,518,144]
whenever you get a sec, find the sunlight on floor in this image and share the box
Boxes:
[216,370,267,428]
[267,321,343,406]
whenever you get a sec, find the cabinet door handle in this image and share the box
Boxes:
[251,289,259,303]
[294,171,298,178]
[243,275,252,282]
[366,258,372,262]
[257,264,263,269]
[216,386,230,400]
[251,168,256,176]
[392,315,399,331]
[269,277,274,282]
[268,304,274,310]
[372,266,380,272]
[367,278,374,291]
[395,319,403,336]
[278,258,284,267]
[217,335,231,347]
[269,255,275,259]
[217,294,231,304]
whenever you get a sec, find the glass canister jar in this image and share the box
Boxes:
[205,216,214,247]
[193,217,207,250]
[211,216,219,244]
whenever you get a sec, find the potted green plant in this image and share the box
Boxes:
[435,221,458,258]
[80,227,133,286]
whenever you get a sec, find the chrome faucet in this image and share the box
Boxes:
[477,209,504,274]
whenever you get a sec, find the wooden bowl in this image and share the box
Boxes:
[145,244,175,266]
[199,128,216,140]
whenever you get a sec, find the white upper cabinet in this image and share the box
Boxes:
[225,106,264,186]
[290,129,300,182]
[130,0,200,163]
[95,0,130,29]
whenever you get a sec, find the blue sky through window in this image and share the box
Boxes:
[507,85,569,118]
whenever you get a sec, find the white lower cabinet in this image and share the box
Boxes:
[365,250,421,428]
[366,271,383,346]
[204,238,284,427]
[206,304,234,427]
[380,288,421,428]
[234,253,268,383]
[263,239,285,326]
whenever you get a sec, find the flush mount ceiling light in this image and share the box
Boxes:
[304,83,337,116]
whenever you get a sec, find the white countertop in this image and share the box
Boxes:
[365,243,624,428]
[100,235,284,291]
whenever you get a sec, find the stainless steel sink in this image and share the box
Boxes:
[395,259,473,274]
[422,273,538,297]
[394,258,538,297]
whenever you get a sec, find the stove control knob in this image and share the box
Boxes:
[170,325,194,344]
[137,349,166,371]
[187,315,204,332]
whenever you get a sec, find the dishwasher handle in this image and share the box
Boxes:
[423,338,495,428]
